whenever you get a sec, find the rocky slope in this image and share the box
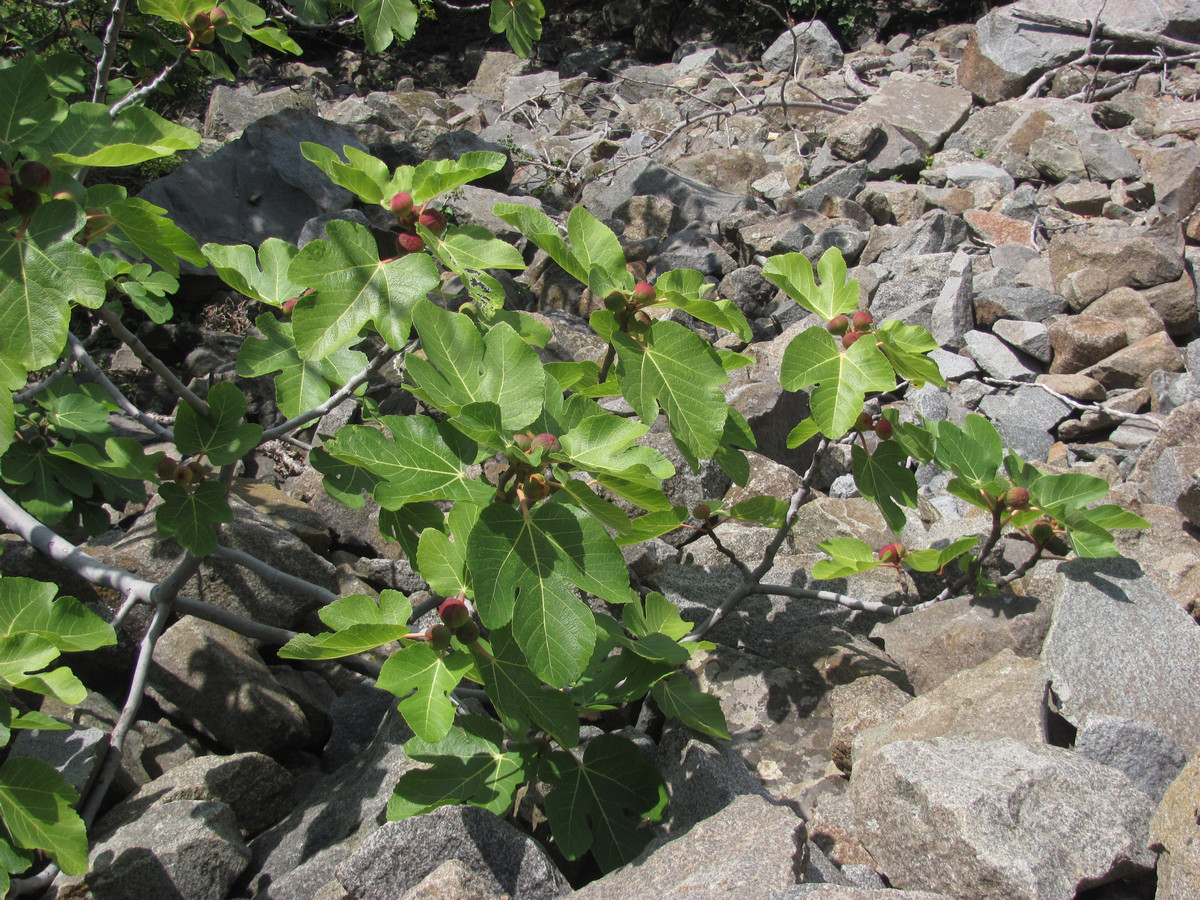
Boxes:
[3,1,1200,898]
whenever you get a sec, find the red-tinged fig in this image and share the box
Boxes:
[842,330,865,349]
[878,542,906,564]
[172,464,195,485]
[693,503,712,520]
[11,188,41,217]
[18,161,51,191]
[529,433,559,454]
[874,418,894,440]
[512,432,533,453]
[418,208,446,235]
[209,6,227,25]
[426,624,452,651]
[1003,486,1030,509]
[454,619,480,644]
[827,314,850,336]
[156,456,179,481]
[191,11,211,29]
[439,598,471,629]
[397,232,425,254]
[281,297,299,314]
[197,26,216,43]
[851,310,874,331]
[632,281,656,305]
[389,191,413,218]
[853,411,874,432]
[187,460,205,481]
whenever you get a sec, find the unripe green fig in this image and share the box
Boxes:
[512,432,533,453]
[187,460,205,481]
[827,314,850,335]
[426,624,452,651]
[878,542,905,563]
[439,598,471,628]
[454,619,480,644]
[197,26,216,43]
[523,473,550,502]
[604,292,627,313]
[851,310,874,331]
[389,191,413,218]
[631,281,656,305]
[172,464,195,485]
[842,330,865,349]
[281,297,298,314]
[853,411,874,432]
[397,232,424,254]
[191,11,211,29]
[11,188,40,217]
[873,418,894,440]
[1030,521,1055,545]
[209,6,227,25]
[418,208,446,235]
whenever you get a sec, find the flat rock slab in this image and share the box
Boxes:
[1042,557,1200,751]
[572,794,805,900]
[861,76,972,154]
[851,737,1156,900]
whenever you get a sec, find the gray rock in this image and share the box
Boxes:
[147,617,309,756]
[992,319,1051,362]
[1043,557,1200,752]
[8,723,106,797]
[322,683,395,772]
[861,211,968,269]
[973,286,1068,328]
[963,329,1040,381]
[653,719,766,836]
[1150,753,1200,900]
[79,800,250,900]
[204,84,317,141]
[859,76,972,155]
[581,157,746,228]
[928,348,981,381]
[770,889,953,899]
[1074,715,1188,803]
[139,110,363,270]
[96,752,296,842]
[977,384,1071,459]
[247,709,415,897]
[853,737,1157,900]
[930,250,974,350]
[827,675,912,773]
[572,794,806,900]
[796,163,868,210]
[761,21,844,75]
[336,806,570,900]
[803,840,853,886]
[870,593,1051,695]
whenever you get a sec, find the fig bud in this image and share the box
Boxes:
[439,598,471,628]
[528,433,559,454]
[389,191,413,219]
[842,330,865,349]
[281,297,299,314]
[873,418,894,440]
[851,310,874,331]
[604,292,627,313]
[426,624,452,651]
[853,411,874,432]
[878,542,906,564]
[512,432,533,453]
[1003,486,1030,509]
[172,464,195,485]
[454,619,480,644]
[209,6,227,25]
[631,281,656,305]
[418,208,446,235]
[523,473,550,502]
[156,456,179,481]
[693,503,712,520]
[397,232,425,254]
[827,314,850,336]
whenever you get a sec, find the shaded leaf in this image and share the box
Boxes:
[174,381,262,466]
[155,481,233,556]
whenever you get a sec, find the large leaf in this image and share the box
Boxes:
[155,481,234,556]
[468,500,634,686]
[174,381,263,466]
[321,415,494,509]
[289,222,440,357]
[103,196,205,276]
[493,202,589,285]
[389,715,534,819]
[202,239,304,306]
[0,201,106,371]
[406,303,545,432]
[48,103,199,166]
[472,630,579,747]
[540,734,669,871]
[279,590,413,659]
[299,143,390,205]
[489,0,544,56]
[780,325,896,438]
[0,577,114,653]
[0,757,87,875]
[763,248,859,320]
[931,413,1003,487]
[0,55,68,150]
[237,313,366,419]
[876,320,946,388]
[613,321,729,461]
[653,268,751,341]
[391,152,508,205]
[415,528,468,597]
[346,0,419,53]
[851,441,918,534]
[1030,471,1111,516]
[378,643,472,743]
[559,415,673,480]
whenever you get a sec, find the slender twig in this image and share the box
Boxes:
[756,583,921,615]
[260,349,397,442]
[67,334,175,441]
[12,354,75,404]
[108,45,192,117]
[95,306,210,417]
[981,376,1163,429]
[1012,8,1200,55]
[92,0,130,103]
[210,546,340,606]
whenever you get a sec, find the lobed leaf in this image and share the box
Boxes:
[378,643,472,742]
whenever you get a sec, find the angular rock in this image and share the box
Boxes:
[852,737,1157,900]
[1140,270,1199,336]
[1049,229,1185,299]
[852,649,1049,769]
[573,794,806,900]
[1043,556,1200,751]
[75,800,250,900]
[859,76,972,155]
[147,617,308,756]
[963,329,1040,381]
[860,211,968,268]
[336,806,570,900]
[930,250,974,350]
[1151,754,1200,900]
[1086,286,1167,343]
[1074,715,1187,803]
[974,285,1067,328]
[827,675,912,774]
[1080,330,1185,389]
[761,21,844,75]
[992,319,1050,362]
[1046,315,1128,374]
[796,162,868,210]
[869,593,1051,695]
